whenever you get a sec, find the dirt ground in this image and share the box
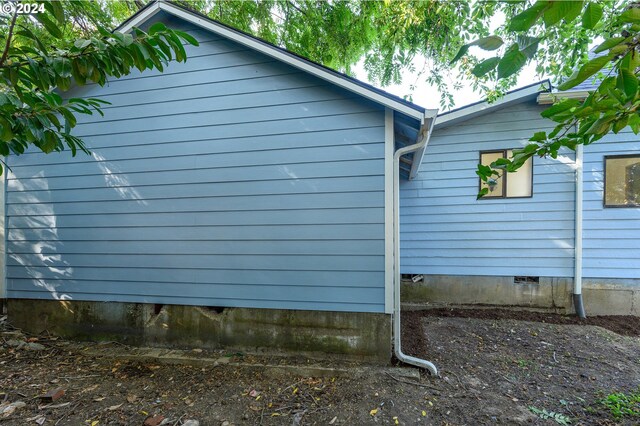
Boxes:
[1,308,639,426]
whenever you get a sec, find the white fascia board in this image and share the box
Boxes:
[117,2,161,33]
[436,81,550,128]
[120,2,424,121]
[537,90,590,104]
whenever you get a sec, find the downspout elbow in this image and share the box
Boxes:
[392,109,438,375]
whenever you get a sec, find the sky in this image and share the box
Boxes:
[352,54,544,113]
[349,7,547,113]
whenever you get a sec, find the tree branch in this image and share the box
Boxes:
[0,7,18,67]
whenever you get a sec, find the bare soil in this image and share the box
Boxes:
[1,309,639,425]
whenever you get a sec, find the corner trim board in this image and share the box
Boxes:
[384,108,394,314]
[0,169,6,299]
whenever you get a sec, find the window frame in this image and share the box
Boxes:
[478,149,534,200]
[603,153,640,208]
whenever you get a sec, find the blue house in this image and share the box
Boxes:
[2,1,436,367]
[400,80,640,316]
[2,2,638,367]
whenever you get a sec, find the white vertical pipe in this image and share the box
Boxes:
[574,143,586,317]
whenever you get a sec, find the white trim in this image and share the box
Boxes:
[384,108,394,314]
[436,81,550,128]
[118,1,161,33]
[119,1,424,121]
[574,143,583,296]
[537,90,590,105]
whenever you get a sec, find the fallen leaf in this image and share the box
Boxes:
[369,408,378,416]
[1,401,26,417]
[393,416,399,425]
[422,410,426,416]
[126,395,138,403]
[82,385,98,394]
[107,403,123,411]
[329,416,337,425]
[38,402,70,410]
[249,390,260,398]
[26,415,46,424]
[93,397,106,402]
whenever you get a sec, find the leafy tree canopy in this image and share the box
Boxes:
[0,0,197,173]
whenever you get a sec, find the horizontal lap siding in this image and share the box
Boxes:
[582,131,640,279]
[5,21,386,313]
[400,101,576,277]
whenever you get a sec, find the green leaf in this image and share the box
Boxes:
[508,1,549,31]
[619,7,640,23]
[174,30,199,46]
[35,13,63,39]
[613,116,629,133]
[450,45,469,64]
[41,130,58,153]
[517,36,541,59]
[582,2,603,29]
[586,115,615,135]
[475,36,503,51]
[48,0,65,24]
[472,57,499,77]
[477,187,489,200]
[617,68,638,99]
[629,114,640,134]
[74,39,92,50]
[543,1,579,27]
[0,117,13,142]
[16,27,48,53]
[530,131,547,142]
[541,99,581,118]
[594,37,627,53]
[497,45,527,79]
[149,22,167,35]
[563,0,584,23]
[558,54,611,90]
[59,107,77,129]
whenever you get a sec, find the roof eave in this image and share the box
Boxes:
[435,80,551,129]
[537,90,590,104]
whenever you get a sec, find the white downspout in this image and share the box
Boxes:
[393,109,438,375]
[573,143,586,318]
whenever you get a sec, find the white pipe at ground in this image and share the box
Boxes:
[574,143,586,318]
[392,109,438,375]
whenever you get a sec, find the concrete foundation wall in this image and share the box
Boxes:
[402,275,640,316]
[7,300,392,363]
